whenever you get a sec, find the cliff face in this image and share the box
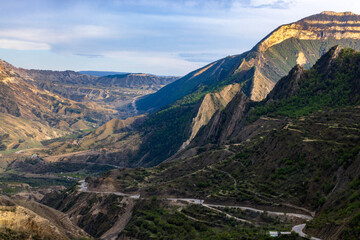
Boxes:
[191,92,251,146]
[42,188,135,239]
[257,11,360,53]
[181,83,241,149]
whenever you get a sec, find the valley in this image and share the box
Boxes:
[1,10,360,240]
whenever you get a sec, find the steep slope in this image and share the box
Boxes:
[58,46,360,240]
[0,195,89,239]
[180,83,242,149]
[0,113,65,152]
[0,60,124,151]
[42,185,135,239]
[0,60,115,126]
[137,11,360,113]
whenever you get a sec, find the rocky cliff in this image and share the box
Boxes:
[0,196,88,240]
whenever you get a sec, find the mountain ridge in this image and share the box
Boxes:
[136,11,360,113]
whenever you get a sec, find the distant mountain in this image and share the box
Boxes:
[97,73,179,89]
[0,59,179,151]
[0,60,116,151]
[19,69,179,119]
[78,70,128,76]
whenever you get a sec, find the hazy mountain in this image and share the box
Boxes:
[78,70,128,76]
[0,60,119,151]
[19,69,178,118]
[97,73,178,89]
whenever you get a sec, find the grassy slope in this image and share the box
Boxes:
[0,113,66,154]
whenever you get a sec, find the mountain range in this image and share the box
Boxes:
[0,62,177,152]
[30,10,360,168]
[1,11,360,240]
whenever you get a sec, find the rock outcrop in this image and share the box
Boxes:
[0,196,88,240]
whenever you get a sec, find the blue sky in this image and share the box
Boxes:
[0,0,358,75]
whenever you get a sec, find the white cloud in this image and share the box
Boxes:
[0,39,50,50]
[0,25,115,44]
[102,50,205,75]
[250,0,281,6]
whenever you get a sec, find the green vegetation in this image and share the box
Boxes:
[40,129,94,146]
[123,199,300,240]
[262,38,360,81]
[136,54,245,112]
[136,65,255,167]
[0,174,73,188]
[307,176,360,239]
[250,47,360,120]
[0,228,46,240]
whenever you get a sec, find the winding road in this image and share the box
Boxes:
[78,180,140,199]
[78,180,322,239]
[292,224,322,240]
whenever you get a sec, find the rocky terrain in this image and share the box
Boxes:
[0,195,89,240]
[0,60,116,152]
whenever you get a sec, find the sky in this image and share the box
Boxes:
[0,0,358,76]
